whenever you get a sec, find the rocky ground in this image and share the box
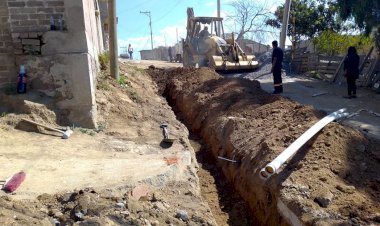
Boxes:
[0,59,379,226]
[147,66,380,225]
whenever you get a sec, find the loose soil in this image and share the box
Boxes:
[148,66,380,225]
[0,63,216,225]
[0,60,379,226]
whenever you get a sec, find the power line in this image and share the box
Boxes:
[152,0,182,23]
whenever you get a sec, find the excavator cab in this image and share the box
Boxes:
[183,8,259,72]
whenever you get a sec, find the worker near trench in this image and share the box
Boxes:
[271,40,284,94]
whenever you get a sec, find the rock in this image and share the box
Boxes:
[39,208,49,214]
[336,184,356,194]
[74,212,85,221]
[153,202,167,211]
[131,185,150,201]
[176,209,189,221]
[314,189,333,208]
[151,220,159,226]
[115,202,125,208]
[120,210,130,216]
[128,200,144,213]
[61,192,74,202]
[52,218,60,226]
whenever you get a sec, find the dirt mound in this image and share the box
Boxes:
[148,67,380,225]
[0,93,62,134]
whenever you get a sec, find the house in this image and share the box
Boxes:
[0,0,108,128]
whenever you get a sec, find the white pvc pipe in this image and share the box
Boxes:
[260,108,348,180]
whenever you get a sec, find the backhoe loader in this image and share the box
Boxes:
[182,8,259,72]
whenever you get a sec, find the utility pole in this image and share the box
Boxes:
[108,0,119,80]
[176,27,179,53]
[140,11,153,50]
[217,0,221,36]
[280,0,291,50]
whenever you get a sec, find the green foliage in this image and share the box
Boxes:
[78,127,96,136]
[337,0,379,34]
[117,74,129,89]
[314,30,373,55]
[0,112,7,117]
[266,0,344,44]
[98,52,110,71]
[336,0,380,48]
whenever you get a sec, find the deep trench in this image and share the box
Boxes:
[164,95,255,225]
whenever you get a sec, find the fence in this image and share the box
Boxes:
[291,48,379,87]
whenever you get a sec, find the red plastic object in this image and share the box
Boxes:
[3,171,26,192]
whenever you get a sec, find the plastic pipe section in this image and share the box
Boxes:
[260,108,348,180]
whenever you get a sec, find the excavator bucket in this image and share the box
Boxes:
[210,55,259,72]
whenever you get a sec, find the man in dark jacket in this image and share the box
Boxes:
[271,40,284,94]
[344,46,360,98]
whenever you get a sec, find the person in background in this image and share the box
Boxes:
[271,40,284,94]
[199,26,210,38]
[168,46,173,62]
[343,46,360,98]
[128,44,133,60]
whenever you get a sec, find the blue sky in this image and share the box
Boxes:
[116,0,282,58]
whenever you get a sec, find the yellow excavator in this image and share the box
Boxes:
[183,8,259,72]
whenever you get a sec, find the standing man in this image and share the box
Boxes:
[128,44,133,60]
[168,46,173,62]
[271,40,284,94]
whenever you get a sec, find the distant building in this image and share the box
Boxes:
[238,39,270,55]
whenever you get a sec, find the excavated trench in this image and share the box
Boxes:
[148,67,380,226]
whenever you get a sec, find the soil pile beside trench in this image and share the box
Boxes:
[148,67,380,225]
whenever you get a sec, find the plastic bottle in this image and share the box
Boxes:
[17,65,27,94]
[50,16,56,30]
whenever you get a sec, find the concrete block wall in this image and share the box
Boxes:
[0,1,16,88]
[7,0,65,33]
[0,0,107,128]
[8,0,66,55]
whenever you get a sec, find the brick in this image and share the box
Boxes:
[21,38,40,45]
[37,7,54,13]
[26,1,44,7]
[20,32,28,38]
[37,19,49,25]
[29,13,47,20]
[12,26,30,33]
[28,32,38,38]
[8,2,26,7]
[11,33,20,38]
[47,1,64,7]
[11,21,20,26]
[10,14,28,20]
[19,20,37,26]
[54,7,64,13]
[9,8,37,14]
[0,66,8,71]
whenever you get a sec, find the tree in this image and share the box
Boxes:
[266,0,344,48]
[314,30,373,55]
[336,0,380,48]
[228,0,272,41]
[336,0,380,34]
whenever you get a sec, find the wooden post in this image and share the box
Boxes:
[108,0,119,80]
